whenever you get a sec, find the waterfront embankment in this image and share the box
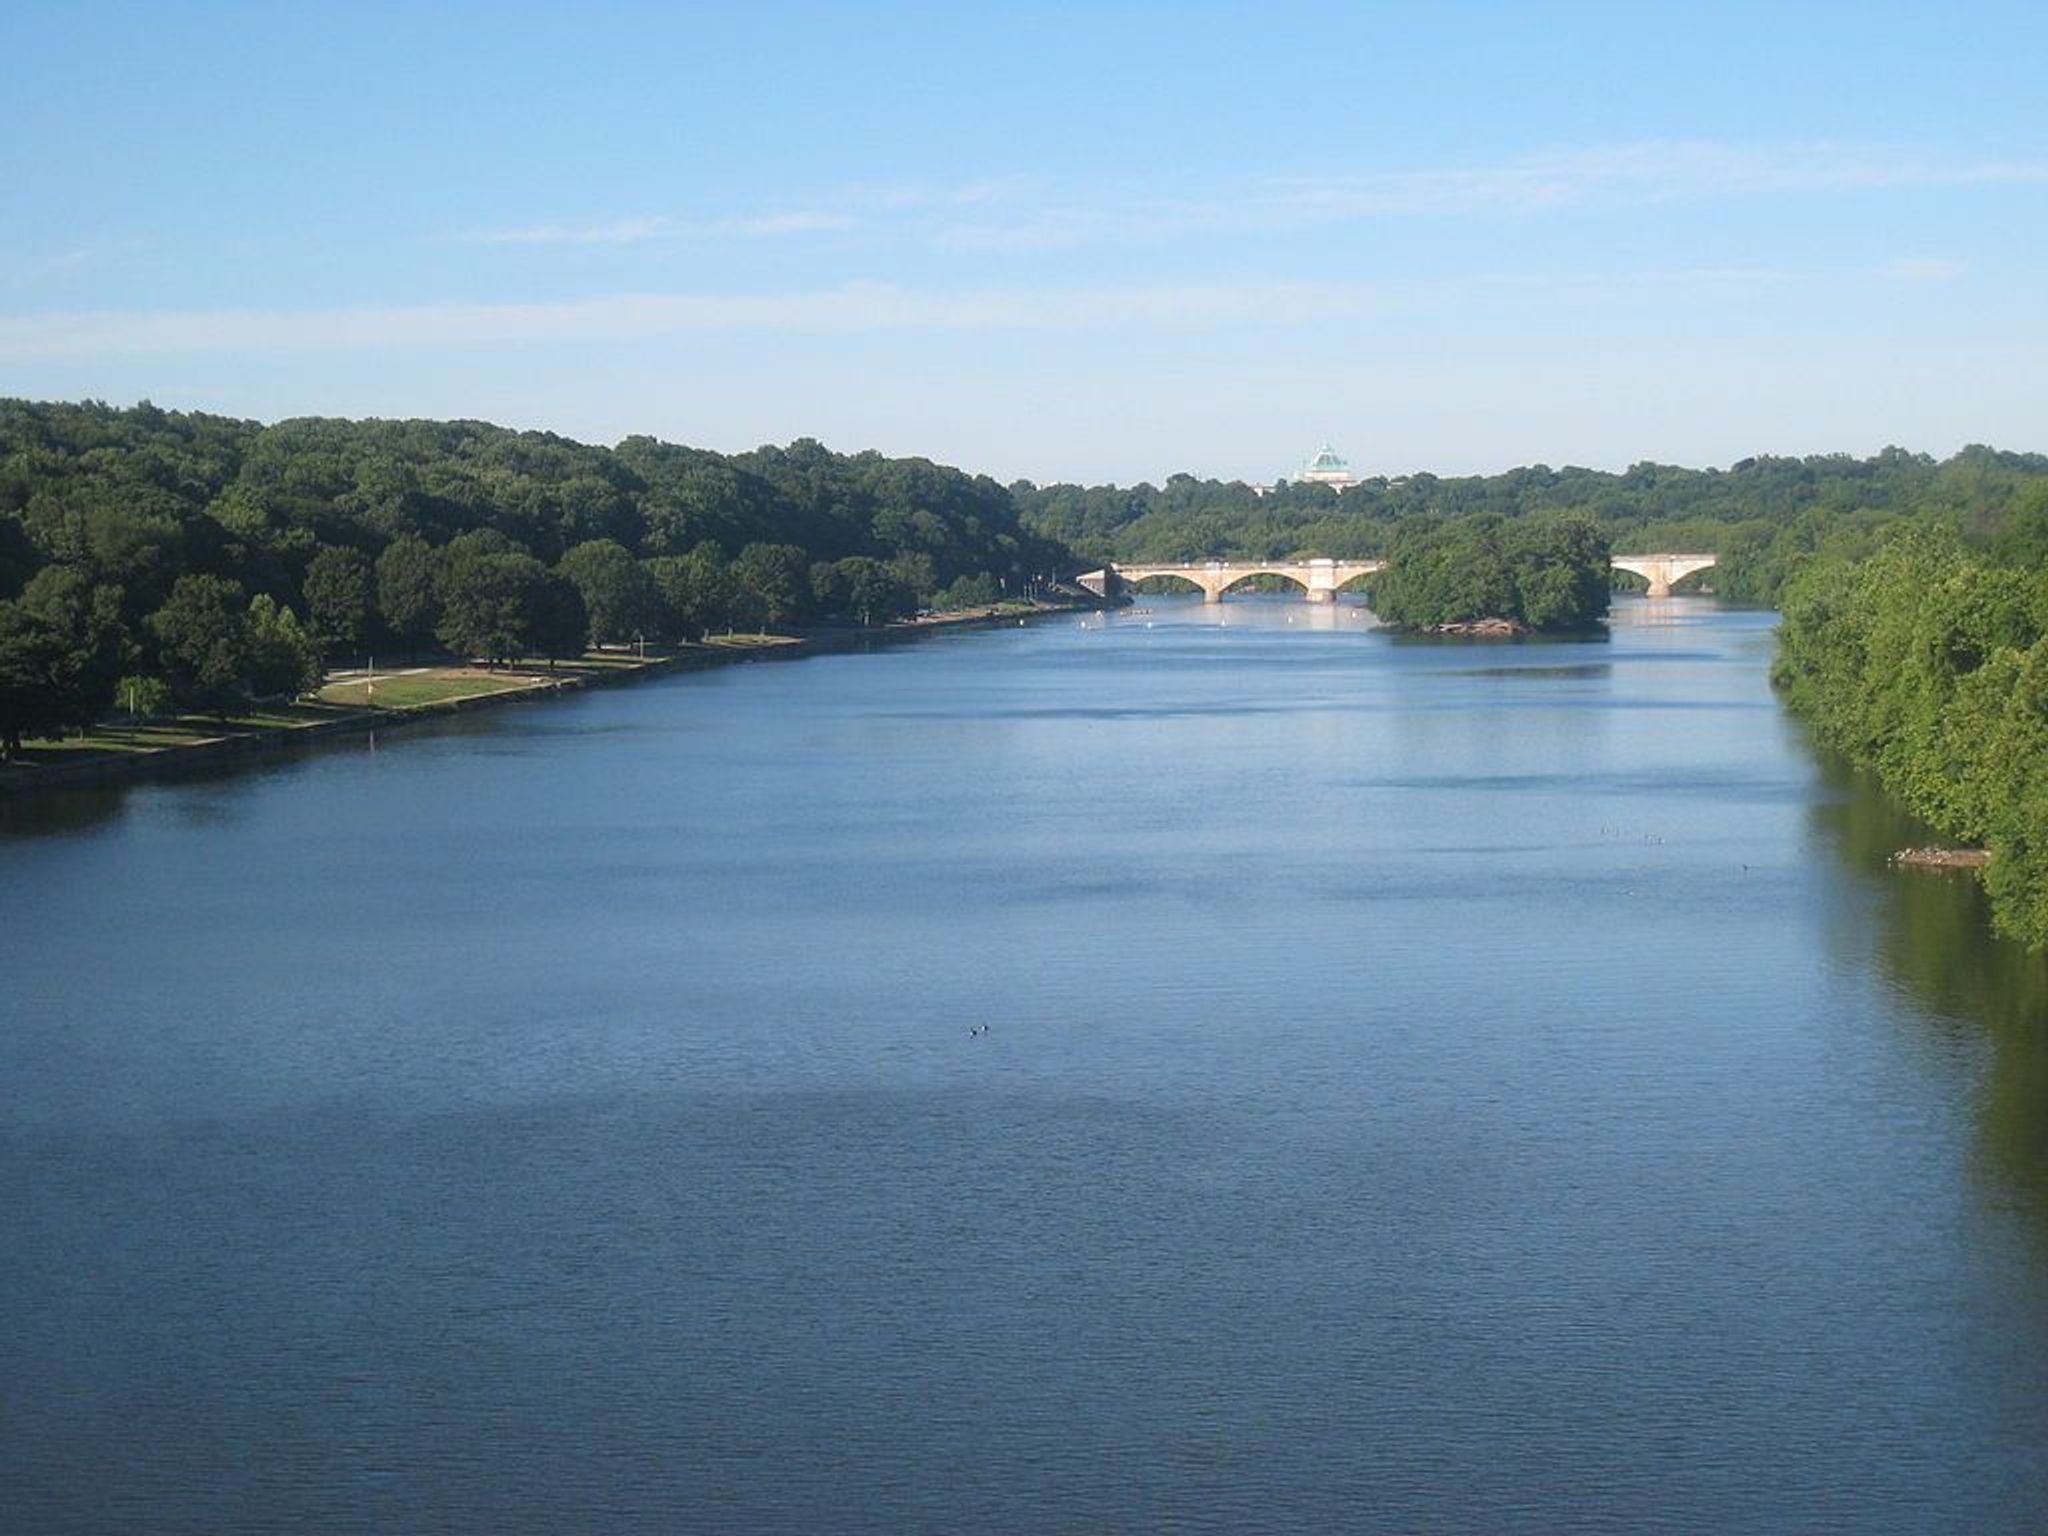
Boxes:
[0,598,1101,800]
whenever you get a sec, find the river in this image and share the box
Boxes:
[4,596,2046,1533]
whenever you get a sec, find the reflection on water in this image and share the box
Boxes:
[4,592,2048,1535]
[1812,752,2048,1213]
[1445,662,1616,680]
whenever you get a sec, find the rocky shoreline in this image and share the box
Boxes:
[1890,846,1992,869]
[1425,617,1532,637]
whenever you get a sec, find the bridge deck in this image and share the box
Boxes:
[1078,553,1717,602]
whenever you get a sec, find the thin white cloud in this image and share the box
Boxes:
[703,211,856,237]
[449,144,2040,258]
[1480,264,1801,292]
[1265,140,2048,219]
[1875,255,1967,282]
[941,142,2048,249]
[0,282,1373,358]
[463,217,681,246]
[835,177,1037,213]
[946,177,1037,207]
[935,215,1103,252]
[0,244,1992,361]
[1963,161,2048,185]
[7,240,154,287]
[455,210,854,245]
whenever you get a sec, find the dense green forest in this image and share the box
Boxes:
[1774,498,2048,948]
[0,400,1066,752]
[11,393,2048,815]
[1367,515,1611,632]
[1013,446,2048,604]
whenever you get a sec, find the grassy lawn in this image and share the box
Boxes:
[563,649,679,669]
[4,640,803,775]
[698,632,800,649]
[317,673,535,708]
[4,707,341,765]
[11,723,222,759]
[218,707,333,729]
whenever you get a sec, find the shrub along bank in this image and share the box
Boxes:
[1774,526,2048,948]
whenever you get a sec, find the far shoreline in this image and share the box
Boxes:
[0,596,1105,805]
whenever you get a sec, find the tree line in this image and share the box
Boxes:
[1367,515,1611,632]
[1773,490,2048,948]
[0,401,1065,751]
[1012,446,2048,605]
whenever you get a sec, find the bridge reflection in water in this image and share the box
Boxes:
[1080,552,1716,602]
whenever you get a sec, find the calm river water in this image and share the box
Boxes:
[5,596,2048,1533]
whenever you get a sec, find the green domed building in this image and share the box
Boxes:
[1299,444,1358,489]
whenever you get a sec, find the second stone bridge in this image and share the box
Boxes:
[1080,552,1716,602]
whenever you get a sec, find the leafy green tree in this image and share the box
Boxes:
[15,565,128,721]
[730,542,811,630]
[375,536,443,656]
[442,527,525,568]
[1370,518,1512,629]
[436,553,532,665]
[557,538,658,645]
[246,594,322,698]
[1774,528,2048,947]
[303,546,374,660]
[115,674,173,718]
[0,514,37,600]
[0,602,78,756]
[1508,516,1611,630]
[886,552,937,604]
[813,557,917,625]
[436,552,585,665]
[645,547,732,640]
[934,572,1001,610]
[147,574,253,714]
[527,569,589,665]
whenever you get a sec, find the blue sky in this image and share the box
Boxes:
[5,1,2045,482]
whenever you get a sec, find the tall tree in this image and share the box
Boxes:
[436,552,585,666]
[303,546,373,660]
[730,542,811,630]
[246,594,322,698]
[147,574,253,714]
[557,539,658,646]
[0,603,79,757]
[645,546,733,640]
[527,569,589,666]
[15,565,128,724]
[813,556,916,625]
[375,536,444,657]
[436,553,533,666]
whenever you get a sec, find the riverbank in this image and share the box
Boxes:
[0,596,1102,800]
[1890,845,1993,869]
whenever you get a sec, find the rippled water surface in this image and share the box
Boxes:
[6,596,2048,1533]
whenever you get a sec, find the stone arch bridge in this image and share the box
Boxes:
[1079,552,1716,603]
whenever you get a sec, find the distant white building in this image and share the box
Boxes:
[1297,444,1359,490]
[1247,445,1362,495]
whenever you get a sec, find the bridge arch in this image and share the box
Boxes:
[1610,553,1718,598]
[1086,558,1386,604]
[1123,571,1212,598]
[1217,568,1312,597]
